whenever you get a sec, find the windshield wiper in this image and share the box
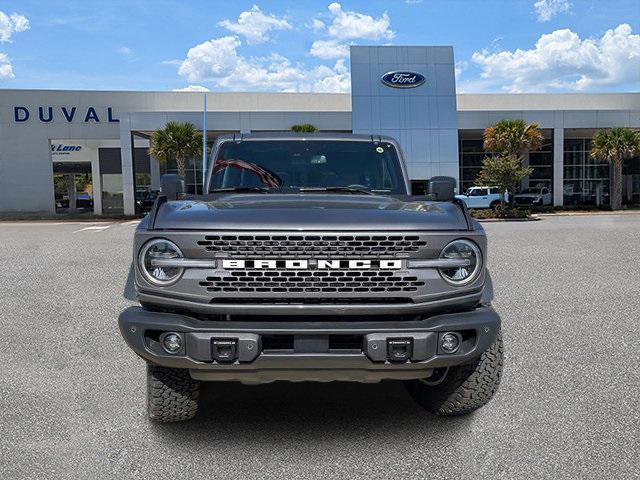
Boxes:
[211,186,271,193]
[298,187,375,195]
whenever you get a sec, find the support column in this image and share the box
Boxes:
[120,115,136,216]
[66,174,77,212]
[91,148,102,215]
[553,126,564,206]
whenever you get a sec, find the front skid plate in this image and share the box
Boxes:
[119,306,500,383]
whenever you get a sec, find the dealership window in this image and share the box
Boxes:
[528,135,553,190]
[622,152,640,205]
[458,129,553,194]
[458,131,493,193]
[53,162,94,214]
[98,148,124,214]
[159,156,203,194]
[563,138,610,206]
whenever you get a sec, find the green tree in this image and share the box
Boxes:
[291,124,318,133]
[148,121,202,177]
[476,156,533,209]
[590,127,640,210]
[483,119,544,161]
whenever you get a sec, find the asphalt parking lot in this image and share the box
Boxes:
[1,215,638,479]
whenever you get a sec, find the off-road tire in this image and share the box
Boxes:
[490,200,501,210]
[147,365,200,422]
[405,332,503,416]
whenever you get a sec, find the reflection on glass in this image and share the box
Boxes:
[563,138,610,206]
[102,173,124,213]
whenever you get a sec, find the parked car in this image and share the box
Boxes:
[455,186,505,209]
[119,133,503,422]
[136,189,159,213]
[514,187,552,206]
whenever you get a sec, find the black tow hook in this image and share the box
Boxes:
[387,338,413,363]
[212,338,238,363]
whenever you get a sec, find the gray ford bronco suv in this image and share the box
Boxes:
[119,133,503,422]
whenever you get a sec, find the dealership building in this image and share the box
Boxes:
[1,45,638,216]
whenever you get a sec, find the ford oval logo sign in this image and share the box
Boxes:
[381,71,426,89]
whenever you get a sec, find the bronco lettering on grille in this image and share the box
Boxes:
[222,259,402,270]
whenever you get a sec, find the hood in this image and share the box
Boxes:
[151,194,469,231]
[515,193,541,199]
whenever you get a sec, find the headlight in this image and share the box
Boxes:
[138,239,184,286]
[438,239,482,286]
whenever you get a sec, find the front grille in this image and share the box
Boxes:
[199,269,425,294]
[197,234,427,258]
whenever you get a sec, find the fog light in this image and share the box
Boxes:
[440,333,460,354]
[162,333,183,354]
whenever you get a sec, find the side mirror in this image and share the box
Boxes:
[410,180,428,196]
[427,176,456,201]
[160,174,185,200]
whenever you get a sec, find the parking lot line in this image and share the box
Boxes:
[72,224,113,233]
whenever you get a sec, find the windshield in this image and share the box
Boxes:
[520,188,540,194]
[209,140,406,194]
[466,188,488,196]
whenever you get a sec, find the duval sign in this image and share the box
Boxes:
[381,71,426,89]
[13,106,119,123]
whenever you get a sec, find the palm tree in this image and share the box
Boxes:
[590,127,640,210]
[483,119,544,162]
[149,121,202,177]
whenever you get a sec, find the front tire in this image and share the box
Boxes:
[405,332,503,416]
[147,365,201,422]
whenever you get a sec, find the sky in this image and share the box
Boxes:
[0,0,638,93]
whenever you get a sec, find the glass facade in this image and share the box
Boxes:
[563,138,610,206]
[99,148,124,214]
[459,130,553,194]
[159,155,204,195]
[620,149,640,204]
[458,131,491,194]
[528,136,553,190]
[52,162,94,214]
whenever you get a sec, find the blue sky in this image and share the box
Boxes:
[0,0,638,93]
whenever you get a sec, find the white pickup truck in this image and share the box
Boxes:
[455,187,505,209]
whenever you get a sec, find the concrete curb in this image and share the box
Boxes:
[476,217,540,223]
[533,211,640,217]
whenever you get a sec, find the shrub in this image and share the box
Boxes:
[291,124,318,133]
[469,207,531,220]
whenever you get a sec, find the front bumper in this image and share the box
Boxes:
[118,305,500,384]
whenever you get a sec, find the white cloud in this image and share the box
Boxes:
[325,3,393,41]
[454,60,468,80]
[178,36,243,82]
[308,3,393,59]
[119,46,134,56]
[0,11,29,43]
[0,52,14,79]
[308,19,325,32]
[219,5,291,45]
[534,0,571,22]
[173,85,210,92]
[177,36,350,93]
[471,24,640,92]
[310,39,350,59]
